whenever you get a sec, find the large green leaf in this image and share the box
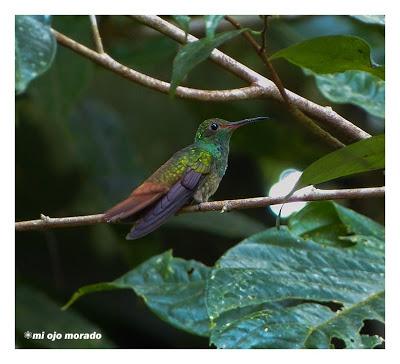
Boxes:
[63,251,211,337]
[16,284,115,348]
[167,211,265,238]
[170,29,245,95]
[63,202,384,348]
[270,35,384,80]
[294,134,384,191]
[313,70,385,118]
[351,15,385,26]
[207,201,384,348]
[15,15,57,94]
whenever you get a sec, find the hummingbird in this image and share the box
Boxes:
[104,117,268,240]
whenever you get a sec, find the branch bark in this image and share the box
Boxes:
[131,15,371,143]
[15,187,384,232]
[89,15,105,54]
[52,29,263,102]
[53,15,370,143]
[224,15,344,149]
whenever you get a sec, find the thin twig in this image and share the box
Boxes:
[260,15,268,53]
[89,15,105,53]
[15,187,385,232]
[224,15,344,149]
[131,15,371,143]
[52,29,263,102]
[53,16,370,143]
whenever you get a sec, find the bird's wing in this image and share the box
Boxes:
[104,181,169,222]
[126,168,205,240]
[104,147,213,225]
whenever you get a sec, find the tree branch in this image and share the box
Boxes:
[224,15,344,149]
[89,15,105,53]
[53,16,370,143]
[52,29,263,102]
[130,15,371,143]
[15,187,384,232]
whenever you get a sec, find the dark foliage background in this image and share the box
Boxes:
[15,15,384,348]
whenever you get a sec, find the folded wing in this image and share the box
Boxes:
[104,181,169,223]
[126,169,204,240]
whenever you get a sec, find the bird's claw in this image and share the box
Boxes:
[220,202,231,213]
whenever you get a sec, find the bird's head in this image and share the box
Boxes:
[194,117,269,144]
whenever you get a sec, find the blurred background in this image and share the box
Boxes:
[15,15,384,348]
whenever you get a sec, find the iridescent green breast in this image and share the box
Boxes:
[148,145,213,187]
[193,144,229,203]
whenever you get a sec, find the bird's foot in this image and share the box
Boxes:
[220,202,231,213]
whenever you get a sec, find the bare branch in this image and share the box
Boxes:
[224,15,344,149]
[15,187,384,232]
[16,213,105,231]
[52,29,263,102]
[182,186,385,213]
[131,15,370,143]
[89,15,104,53]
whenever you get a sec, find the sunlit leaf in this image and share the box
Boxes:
[63,251,211,337]
[207,202,384,348]
[270,35,384,80]
[204,15,224,38]
[170,29,245,95]
[15,15,57,94]
[312,70,385,118]
[351,15,385,26]
[293,134,384,191]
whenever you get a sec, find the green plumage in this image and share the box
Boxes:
[105,117,267,239]
[146,118,235,203]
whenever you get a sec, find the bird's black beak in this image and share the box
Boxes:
[226,116,270,130]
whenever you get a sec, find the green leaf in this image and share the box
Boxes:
[16,284,115,348]
[167,211,265,238]
[172,15,191,34]
[288,201,353,246]
[294,134,384,191]
[63,251,211,337]
[270,35,384,80]
[170,29,245,95]
[204,15,224,38]
[351,15,385,26]
[15,15,57,94]
[19,16,94,173]
[304,292,384,348]
[288,201,384,247]
[313,70,385,118]
[207,201,384,348]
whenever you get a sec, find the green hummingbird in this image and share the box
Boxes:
[104,117,268,239]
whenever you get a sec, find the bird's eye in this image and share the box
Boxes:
[210,122,219,131]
